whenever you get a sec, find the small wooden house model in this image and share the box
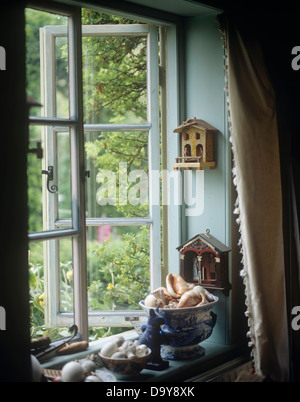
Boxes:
[177,229,231,293]
[173,117,218,170]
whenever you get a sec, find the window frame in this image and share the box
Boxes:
[27,2,173,337]
[27,2,88,339]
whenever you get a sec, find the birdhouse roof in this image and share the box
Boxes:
[173,118,219,133]
[177,230,231,254]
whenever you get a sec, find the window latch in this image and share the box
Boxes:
[41,165,58,194]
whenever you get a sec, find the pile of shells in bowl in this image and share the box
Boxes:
[99,335,150,359]
[98,336,151,378]
[144,273,215,309]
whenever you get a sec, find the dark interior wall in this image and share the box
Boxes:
[0,0,32,381]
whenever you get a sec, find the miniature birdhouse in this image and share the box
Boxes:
[177,229,231,294]
[173,117,218,170]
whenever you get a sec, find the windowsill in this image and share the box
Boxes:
[41,330,249,382]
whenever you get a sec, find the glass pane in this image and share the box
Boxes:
[29,238,74,340]
[57,131,72,222]
[85,131,149,218]
[55,35,70,119]
[27,126,72,233]
[86,226,150,312]
[25,8,69,118]
[58,238,74,313]
[82,32,147,124]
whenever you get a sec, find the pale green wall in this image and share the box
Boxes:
[166,13,245,346]
[183,14,230,246]
[182,14,233,345]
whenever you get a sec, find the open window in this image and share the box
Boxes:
[27,4,164,340]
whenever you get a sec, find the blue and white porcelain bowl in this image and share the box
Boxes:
[139,295,218,360]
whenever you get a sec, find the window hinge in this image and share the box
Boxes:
[159,65,166,87]
[28,140,43,159]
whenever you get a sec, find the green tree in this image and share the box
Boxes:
[82,9,152,311]
[81,9,147,124]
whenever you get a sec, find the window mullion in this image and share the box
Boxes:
[147,25,161,291]
[29,116,77,126]
[83,123,152,132]
[28,228,78,242]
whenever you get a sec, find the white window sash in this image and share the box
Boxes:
[27,4,88,338]
[34,19,162,330]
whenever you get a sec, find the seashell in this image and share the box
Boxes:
[145,294,158,307]
[113,335,125,346]
[100,341,118,357]
[151,288,166,305]
[155,298,165,308]
[163,300,179,309]
[204,289,215,302]
[153,287,173,304]
[80,359,97,375]
[61,361,85,382]
[110,351,127,359]
[118,341,136,359]
[120,340,134,348]
[166,273,194,299]
[193,285,214,303]
[85,375,103,382]
[135,345,150,357]
[195,297,208,307]
[176,286,203,308]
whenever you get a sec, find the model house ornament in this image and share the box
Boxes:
[177,229,231,294]
[173,117,218,170]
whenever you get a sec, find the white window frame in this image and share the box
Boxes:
[28,3,88,340]
[27,4,177,338]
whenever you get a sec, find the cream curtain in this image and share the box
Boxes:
[218,15,290,381]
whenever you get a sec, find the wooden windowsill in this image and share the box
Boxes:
[41,331,248,382]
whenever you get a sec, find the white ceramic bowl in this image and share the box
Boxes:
[99,349,151,379]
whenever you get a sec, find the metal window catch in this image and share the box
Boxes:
[42,165,58,194]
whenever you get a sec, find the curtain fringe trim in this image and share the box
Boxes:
[217,15,257,371]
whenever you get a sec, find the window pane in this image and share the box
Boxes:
[85,131,149,218]
[86,226,150,312]
[82,34,147,124]
[27,126,72,233]
[57,131,72,222]
[25,8,69,118]
[29,238,74,340]
[54,35,70,119]
[58,238,74,313]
